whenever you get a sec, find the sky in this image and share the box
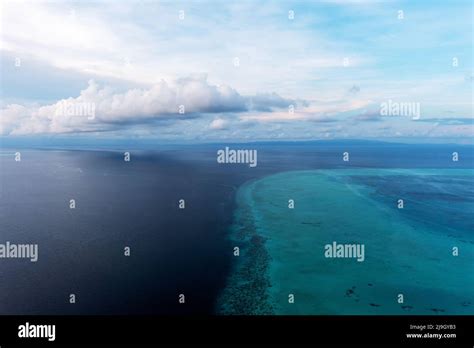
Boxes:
[0,0,472,143]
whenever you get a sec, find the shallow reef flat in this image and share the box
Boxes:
[218,169,474,315]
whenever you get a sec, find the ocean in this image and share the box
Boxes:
[0,141,472,314]
[218,169,474,314]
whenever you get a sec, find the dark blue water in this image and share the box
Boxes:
[0,141,472,314]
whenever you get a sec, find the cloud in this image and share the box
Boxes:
[0,104,30,135]
[247,93,299,112]
[415,117,474,125]
[1,1,472,142]
[348,85,360,94]
[0,0,369,97]
[354,109,383,122]
[209,118,229,130]
[0,77,300,135]
[239,98,373,123]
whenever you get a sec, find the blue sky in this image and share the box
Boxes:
[0,0,472,143]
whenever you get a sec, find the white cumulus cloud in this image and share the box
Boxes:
[0,76,297,135]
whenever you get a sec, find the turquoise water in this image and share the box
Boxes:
[218,169,474,314]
